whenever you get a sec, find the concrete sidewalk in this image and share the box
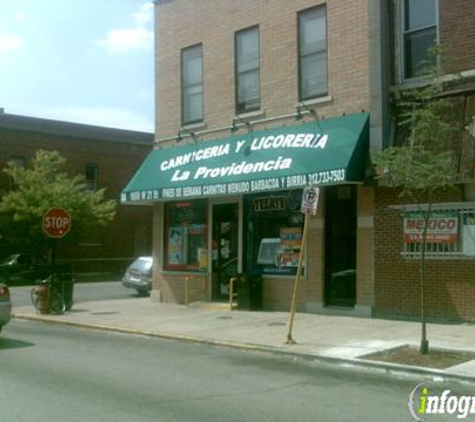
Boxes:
[12,298,475,382]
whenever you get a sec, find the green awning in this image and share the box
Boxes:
[121,112,369,203]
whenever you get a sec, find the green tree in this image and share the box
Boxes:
[0,149,116,257]
[373,50,460,354]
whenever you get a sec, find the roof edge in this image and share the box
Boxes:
[0,112,154,145]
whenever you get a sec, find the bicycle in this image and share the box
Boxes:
[31,274,66,315]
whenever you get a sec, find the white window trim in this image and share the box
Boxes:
[390,202,475,259]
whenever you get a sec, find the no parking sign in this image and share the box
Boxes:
[300,187,320,215]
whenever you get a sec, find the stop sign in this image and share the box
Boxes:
[42,208,72,238]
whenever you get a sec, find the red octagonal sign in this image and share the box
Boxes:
[42,208,72,238]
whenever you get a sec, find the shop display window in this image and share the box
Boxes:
[164,201,208,271]
[244,190,304,275]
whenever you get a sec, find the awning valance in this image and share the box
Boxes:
[121,112,369,204]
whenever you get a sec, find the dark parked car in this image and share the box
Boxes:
[0,284,12,334]
[0,253,63,286]
[0,253,38,286]
[123,257,153,296]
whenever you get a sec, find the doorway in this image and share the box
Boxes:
[324,185,357,307]
[212,203,239,301]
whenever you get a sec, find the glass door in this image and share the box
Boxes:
[324,185,357,307]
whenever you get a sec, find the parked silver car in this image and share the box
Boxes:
[122,257,153,296]
[0,284,12,334]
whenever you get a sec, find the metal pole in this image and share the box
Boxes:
[286,213,311,345]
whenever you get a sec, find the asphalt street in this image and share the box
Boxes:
[2,319,474,422]
[9,280,134,308]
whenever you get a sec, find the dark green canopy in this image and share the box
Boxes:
[121,112,369,203]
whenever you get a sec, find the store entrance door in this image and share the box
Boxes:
[324,186,357,307]
[212,203,239,301]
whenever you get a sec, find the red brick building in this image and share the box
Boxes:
[122,0,475,322]
[123,0,379,316]
[0,111,153,278]
[373,0,475,322]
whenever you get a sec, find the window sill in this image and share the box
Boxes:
[181,121,207,131]
[296,95,332,108]
[390,76,432,93]
[392,68,475,94]
[235,109,265,120]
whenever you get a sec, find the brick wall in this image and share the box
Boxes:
[0,127,153,274]
[155,0,370,140]
[440,0,475,73]
[374,186,475,322]
[153,0,373,311]
[357,186,374,307]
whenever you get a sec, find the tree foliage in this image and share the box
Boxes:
[372,48,461,354]
[0,150,116,246]
[374,50,458,197]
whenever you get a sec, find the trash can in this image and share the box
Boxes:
[237,273,263,311]
[249,274,263,311]
[237,274,251,310]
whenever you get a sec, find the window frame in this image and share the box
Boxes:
[297,5,328,102]
[398,0,439,82]
[85,163,98,193]
[181,43,204,126]
[244,190,306,276]
[234,25,261,115]
[163,200,209,272]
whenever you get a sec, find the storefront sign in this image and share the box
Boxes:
[121,113,369,203]
[252,195,287,212]
[404,211,459,244]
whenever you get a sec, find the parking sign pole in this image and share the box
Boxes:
[285,212,310,345]
[286,186,319,345]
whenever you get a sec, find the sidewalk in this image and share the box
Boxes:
[12,298,475,382]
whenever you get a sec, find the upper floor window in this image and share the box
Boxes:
[298,6,327,101]
[403,0,438,79]
[85,163,98,192]
[235,26,260,114]
[181,44,203,125]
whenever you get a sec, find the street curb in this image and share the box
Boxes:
[13,313,475,384]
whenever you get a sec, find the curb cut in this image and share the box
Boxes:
[13,313,475,384]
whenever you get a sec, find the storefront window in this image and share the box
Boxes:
[244,190,304,275]
[164,201,208,271]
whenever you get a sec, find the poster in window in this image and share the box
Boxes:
[280,227,302,248]
[198,247,208,270]
[168,227,185,264]
[279,251,300,267]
